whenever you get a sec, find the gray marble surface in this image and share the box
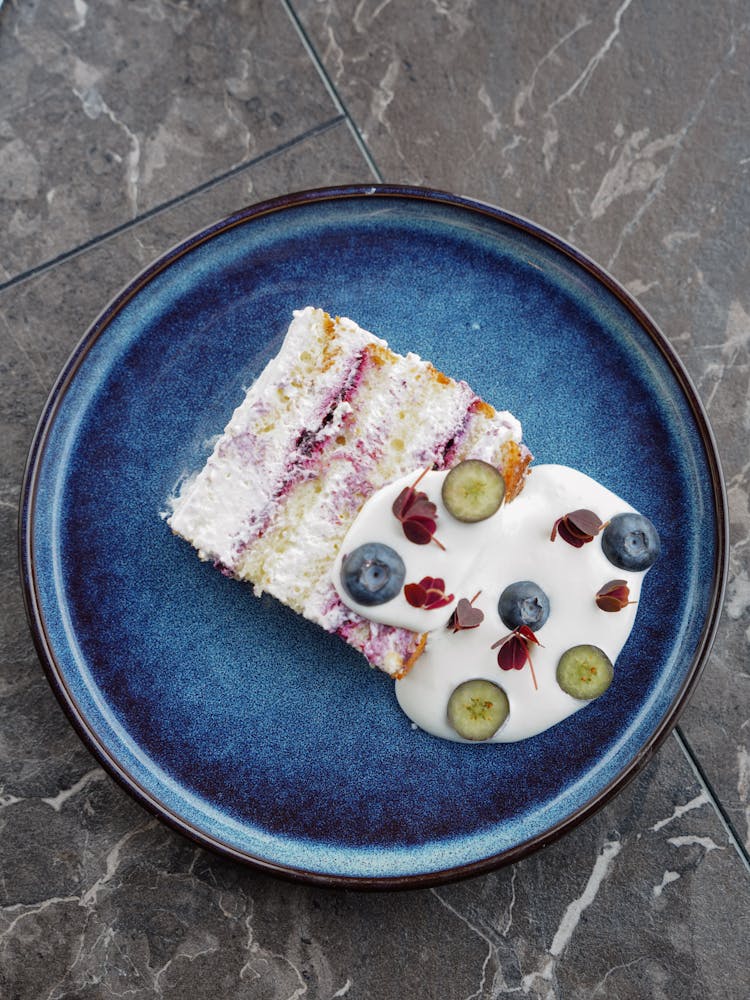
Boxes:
[1,1,748,997]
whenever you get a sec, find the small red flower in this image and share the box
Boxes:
[551,509,605,548]
[447,591,484,632]
[596,579,636,612]
[404,576,455,610]
[491,625,542,690]
[393,468,445,550]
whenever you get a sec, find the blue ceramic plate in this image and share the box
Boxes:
[21,186,726,887]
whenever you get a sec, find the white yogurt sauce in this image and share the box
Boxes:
[332,464,653,743]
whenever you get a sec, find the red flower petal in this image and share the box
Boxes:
[407,495,438,520]
[393,477,444,550]
[595,579,634,612]
[392,486,414,520]
[516,624,542,647]
[404,583,427,607]
[551,509,603,547]
[557,521,588,547]
[424,590,454,609]
[491,627,539,688]
[404,577,453,610]
[403,518,436,545]
[596,595,623,612]
[496,634,530,671]
[567,509,604,537]
[562,521,594,542]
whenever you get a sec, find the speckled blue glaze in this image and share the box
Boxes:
[22,187,726,885]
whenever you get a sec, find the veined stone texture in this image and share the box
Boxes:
[1,1,748,997]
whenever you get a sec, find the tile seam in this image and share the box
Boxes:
[672,726,750,873]
[280,0,384,183]
[0,115,345,295]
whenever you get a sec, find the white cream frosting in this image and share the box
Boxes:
[333,464,652,742]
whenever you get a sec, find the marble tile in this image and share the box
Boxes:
[294,0,750,856]
[2,3,749,996]
[0,0,339,283]
[293,0,747,235]
[1,731,747,998]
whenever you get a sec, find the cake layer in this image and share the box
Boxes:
[168,307,531,676]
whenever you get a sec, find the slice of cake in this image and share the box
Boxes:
[168,307,531,676]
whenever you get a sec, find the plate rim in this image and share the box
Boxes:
[18,183,729,889]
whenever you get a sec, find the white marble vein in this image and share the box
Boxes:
[71,80,142,215]
[512,15,590,127]
[546,0,632,113]
[548,839,621,958]
[320,18,346,84]
[238,907,308,998]
[501,866,518,937]
[426,0,473,38]
[429,887,515,999]
[153,933,221,993]
[726,568,750,622]
[0,895,80,943]
[520,839,622,996]
[0,789,24,810]
[606,25,746,269]
[81,821,158,906]
[700,299,750,412]
[368,55,400,133]
[70,0,88,33]
[40,767,105,812]
[353,0,394,34]
[589,958,649,997]
[652,871,681,898]
[651,792,709,832]
[738,746,750,849]
[589,129,683,221]
[667,834,722,852]
[662,229,700,251]
[478,85,502,142]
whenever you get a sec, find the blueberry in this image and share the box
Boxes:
[601,513,660,571]
[498,580,550,631]
[341,543,406,606]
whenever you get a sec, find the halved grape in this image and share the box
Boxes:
[447,679,509,740]
[341,543,405,606]
[556,645,613,700]
[442,460,505,523]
